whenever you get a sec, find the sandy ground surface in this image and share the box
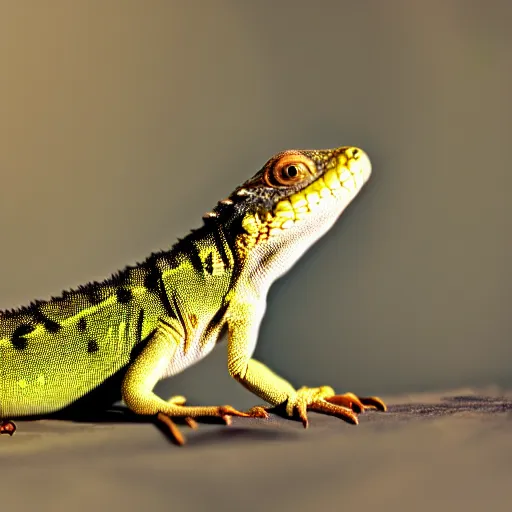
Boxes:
[2,388,511,512]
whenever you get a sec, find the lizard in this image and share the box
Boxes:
[0,145,386,445]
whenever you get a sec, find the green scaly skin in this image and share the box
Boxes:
[0,145,386,445]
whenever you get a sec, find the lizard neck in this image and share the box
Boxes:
[232,196,350,299]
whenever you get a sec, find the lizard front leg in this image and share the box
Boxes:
[121,320,267,445]
[227,302,386,428]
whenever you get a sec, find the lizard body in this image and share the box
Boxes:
[0,146,386,443]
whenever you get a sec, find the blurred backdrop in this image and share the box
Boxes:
[1,1,511,408]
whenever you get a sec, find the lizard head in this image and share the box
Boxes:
[205,145,372,277]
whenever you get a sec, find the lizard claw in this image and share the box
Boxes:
[220,405,270,426]
[291,395,310,428]
[184,417,199,429]
[156,412,190,446]
[243,405,271,419]
[217,405,269,420]
[155,413,203,444]
[325,393,387,412]
[285,387,386,428]
[156,404,270,445]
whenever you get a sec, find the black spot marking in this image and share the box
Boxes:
[13,324,35,337]
[11,337,27,350]
[204,252,214,275]
[87,339,99,353]
[116,287,132,304]
[135,309,145,344]
[43,318,61,333]
[31,309,61,333]
[11,323,35,350]
[28,303,62,333]
[77,317,87,332]
[143,262,160,293]
[182,240,204,275]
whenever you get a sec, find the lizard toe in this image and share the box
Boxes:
[324,393,387,412]
[244,406,270,419]
[156,412,184,445]
[284,387,386,427]
[309,399,359,424]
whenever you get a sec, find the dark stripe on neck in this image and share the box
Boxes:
[181,239,204,275]
[135,309,145,344]
[212,224,232,270]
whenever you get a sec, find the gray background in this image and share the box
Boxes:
[1,0,511,410]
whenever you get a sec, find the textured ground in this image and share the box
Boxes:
[2,388,511,512]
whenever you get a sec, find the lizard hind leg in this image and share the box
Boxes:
[155,403,267,446]
[153,391,269,445]
[121,324,268,445]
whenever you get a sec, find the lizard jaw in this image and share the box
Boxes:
[241,147,372,239]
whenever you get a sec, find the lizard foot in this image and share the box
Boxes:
[0,420,16,436]
[156,397,269,446]
[284,386,387,428]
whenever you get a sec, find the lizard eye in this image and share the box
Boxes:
[285,165,298,178]
[264,153,314,187]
